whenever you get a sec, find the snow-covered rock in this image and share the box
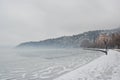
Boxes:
[54,50,120,80]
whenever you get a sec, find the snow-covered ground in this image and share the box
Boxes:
[54,50,120,80]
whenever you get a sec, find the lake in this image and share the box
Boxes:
[0,48,104,80]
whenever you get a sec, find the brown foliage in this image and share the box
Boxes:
[111,32,120,48]
[94,32,120,49]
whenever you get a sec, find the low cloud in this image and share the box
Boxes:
[0,0,120,46]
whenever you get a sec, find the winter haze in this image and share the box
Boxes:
[0,0,120,46]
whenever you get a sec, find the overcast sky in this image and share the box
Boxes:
[0,0,120,46]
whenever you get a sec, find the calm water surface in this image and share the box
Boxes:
[0,48,104,80]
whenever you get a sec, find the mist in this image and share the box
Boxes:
[0,0,120,46]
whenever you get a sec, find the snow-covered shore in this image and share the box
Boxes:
[54,50,120,80]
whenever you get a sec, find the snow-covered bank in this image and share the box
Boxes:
[54,50,120,80]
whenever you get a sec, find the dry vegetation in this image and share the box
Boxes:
[81,32,120,49]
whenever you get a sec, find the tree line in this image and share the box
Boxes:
[81,32,120,49]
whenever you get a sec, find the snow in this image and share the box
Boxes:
[54,50,120,80]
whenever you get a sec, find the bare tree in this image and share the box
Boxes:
[95,34,110,55]
[113,32,120,48]
[103,38,108,55]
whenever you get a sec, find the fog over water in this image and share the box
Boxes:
[0,48,104,80]
[0,0,120,80]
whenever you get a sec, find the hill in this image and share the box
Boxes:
[17,30,103,48]
[17,27,120,48]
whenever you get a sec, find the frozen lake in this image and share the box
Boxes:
[0,48,104,80]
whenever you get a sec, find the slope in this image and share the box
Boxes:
[54,50,120,80]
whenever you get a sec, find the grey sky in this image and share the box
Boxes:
[0,0,120,46]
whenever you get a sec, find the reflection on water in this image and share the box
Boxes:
[0,48,104,80]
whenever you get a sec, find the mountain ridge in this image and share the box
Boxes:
[17,27,120,48]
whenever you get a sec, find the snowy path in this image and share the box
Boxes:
[54,50,120,80]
